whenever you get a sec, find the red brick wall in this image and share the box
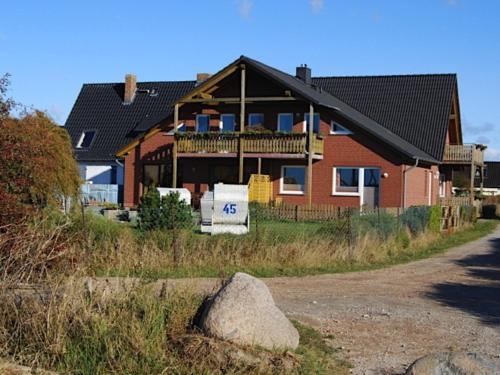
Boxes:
[123,106,441,208]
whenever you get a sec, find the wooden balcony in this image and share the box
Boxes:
[443,144,485,165]
[175,133,324,159]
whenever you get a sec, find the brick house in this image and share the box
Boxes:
[66,56,485,208]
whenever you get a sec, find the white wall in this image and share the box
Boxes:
[79,163,124,185]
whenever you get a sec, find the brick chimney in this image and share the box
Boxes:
[196,73,211,86]
[296,64,311,85]
[124,74,137,104]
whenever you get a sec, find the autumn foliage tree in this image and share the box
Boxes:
[0,75,81,225]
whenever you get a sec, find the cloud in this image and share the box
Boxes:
[475,136,490,145]
[463,120,496,134]
[371,11,381,23]
[49,105,65,124]
[237,0,253,19]
[485,147,500,161]
[310,0,324,13]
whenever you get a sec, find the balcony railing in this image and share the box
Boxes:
[175,133,324,156]
[443,144,485,165]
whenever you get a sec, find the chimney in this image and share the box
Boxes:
[296,64,311,85]
[124,74,137,104]
[196,73,211,86]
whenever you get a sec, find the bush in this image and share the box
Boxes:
[139,189,192,231]
[460,205,477,224]
[401,206,430,235]
[428,206,441,233]
[351,211,397,240]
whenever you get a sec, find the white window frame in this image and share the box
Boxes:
[248,113,265,127]
[302,112,320,133]
[280,165,307,195]
[332,167,382,206]
[439,173,446,198]
[196,114,210,132]
[76,130,96,149]
[332,167,363,197]
[330,121,352,135]
[220,114,235,132]
[277,113,294,132]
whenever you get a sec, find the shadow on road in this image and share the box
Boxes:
[427,237,500,326]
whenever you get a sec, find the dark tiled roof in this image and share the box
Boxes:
[65,80,195,161]
[312,74,456,162]
[65,56,456,164]
[242,56,439,163]
[484,162,500,188]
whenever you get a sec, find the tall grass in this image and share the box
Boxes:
[77,211,478,279]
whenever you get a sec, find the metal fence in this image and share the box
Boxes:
[80,184,122,205]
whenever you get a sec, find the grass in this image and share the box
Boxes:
[84,210,498,279]
[0,279,348,375]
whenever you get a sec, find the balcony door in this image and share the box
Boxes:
[362,168,380,208]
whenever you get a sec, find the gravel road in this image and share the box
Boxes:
[265,226,500,374]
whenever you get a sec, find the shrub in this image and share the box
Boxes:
[401,206,430,235]
[428,206,441,233]
[139,189,192,231]
[351,211,397,240]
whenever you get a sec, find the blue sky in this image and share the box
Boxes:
[1,0,499,160]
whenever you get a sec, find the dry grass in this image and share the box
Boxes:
[0,277,347,375]
[84,215,443,279]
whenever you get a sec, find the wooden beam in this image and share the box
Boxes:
[178,96,297,104]
[307,103,314,206]
[172,103,179,188]
[257,157,262,175]
[239,66,246,184]
[470,162,475,205]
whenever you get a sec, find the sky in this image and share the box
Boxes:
[1,0,499,160]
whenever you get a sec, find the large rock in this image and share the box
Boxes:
[199,272,299,350]
[406,352,499,375]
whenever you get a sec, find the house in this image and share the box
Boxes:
[64,76,195,203]
[477,161,500,196]
[67,55,484,208]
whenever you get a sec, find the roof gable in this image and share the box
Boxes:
[312,74,456,161]
[65,80,195,161]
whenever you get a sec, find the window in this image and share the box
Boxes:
[196,114,210,133]
[277,113,294,132]
[330,121,352,135]
[76,130,96,149]
[280,166,306,194]
[143,164,170,190]
[220,114,235,132]
[332,167,381,196]
[304,113,320,134]
[248,113,264,128]
[439,173,446,198]
[364,168,380,187]
[334,168,360,194]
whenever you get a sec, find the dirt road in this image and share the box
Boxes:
[265,226,500,374]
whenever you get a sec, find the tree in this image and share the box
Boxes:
[0,76,81,224]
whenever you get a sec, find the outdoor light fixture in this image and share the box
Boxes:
[382,172,389,178]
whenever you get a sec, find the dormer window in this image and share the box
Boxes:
[76,130,96,149]
[330,121,352,135]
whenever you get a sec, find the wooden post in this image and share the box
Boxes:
[239,65,246,184]
[257,157,262,175]
[307,103,314,206]
[470,162,475,205]
[172,103,179,188]
[480,165,484,197]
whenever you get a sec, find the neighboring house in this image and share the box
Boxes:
[64,76,196,203]
[68,55,484,208]
[476,161,500,196]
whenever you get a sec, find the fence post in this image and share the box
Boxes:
[347,208,353,249]
[294,205,299,222]
[172,202,179,267]
[397,207,400,232]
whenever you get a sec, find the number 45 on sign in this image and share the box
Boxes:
[223,203,237,214]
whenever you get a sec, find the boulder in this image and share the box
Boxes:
[406,352,499,375]
[199,272,299,350]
